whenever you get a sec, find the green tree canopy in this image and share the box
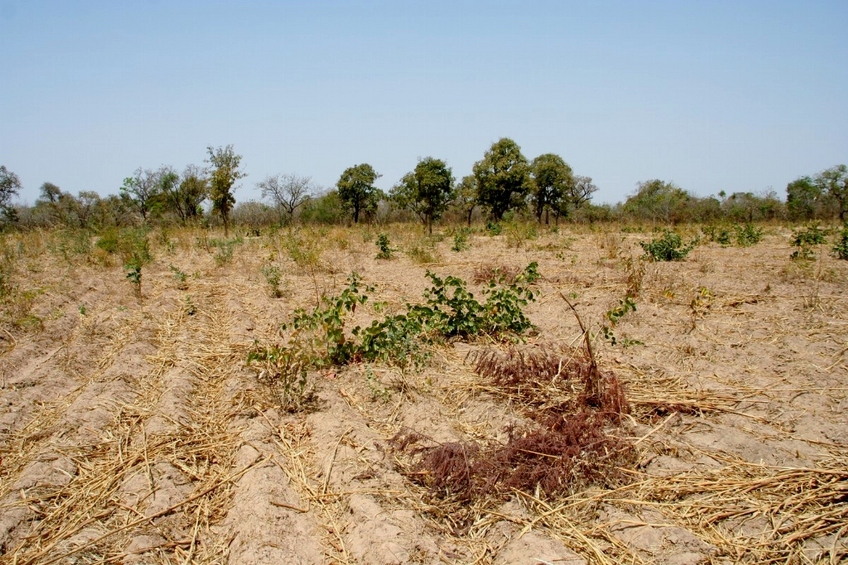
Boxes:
[623,179,692,224]
[453,175,478,227]
[815,164,848,221]
[473,138,530,221]
[391,157,454,234]
[337,163,380,224]
[155,165,207,225]
[530,153,573,223]
[0,165,22,223]
[786,176,820,221]
[120,168,163,223]
[39,182,62,204]
[206,145,246,235]
[172,164,208,225]
[300,190,346,224]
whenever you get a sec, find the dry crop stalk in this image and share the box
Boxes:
[559,292,602,405]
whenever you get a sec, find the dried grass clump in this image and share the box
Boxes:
[472,264,520,285]
[392,411,636,502]
[470,344,630,421]
[470,345,567,393]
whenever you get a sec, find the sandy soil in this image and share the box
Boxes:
[0,224,846,564]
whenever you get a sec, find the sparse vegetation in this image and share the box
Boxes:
[833,224,848,260]
[602,296,637,346]
[1,220,846,565]
[261,263,283,297]
[791,224,828,260]
[169,264,188,289]
[640,229,696,261]
[210,236,241,266]
[248,264,541,397]
[450,228,470,252]
[375,233,394,259]
[734,223,763,246]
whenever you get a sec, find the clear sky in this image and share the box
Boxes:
[2,0,847,206]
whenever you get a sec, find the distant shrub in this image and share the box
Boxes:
[375,233,394,259]
[451,228,471,252]
[734,223,763,247]
[832,224,848,260]
[640,230,696,261]
[791,225,827,260]
[703,225,733,246]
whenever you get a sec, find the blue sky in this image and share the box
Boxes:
[2,0,847,206]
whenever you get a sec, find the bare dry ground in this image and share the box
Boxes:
[1,224,846,564]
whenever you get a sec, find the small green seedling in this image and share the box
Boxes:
[602,296,637,346]
[451,229,470,252]
[169,265,188,289]
[125,259,142,296]
[833,224,848,260]
[375,233,395,259]
[261,264,284,297]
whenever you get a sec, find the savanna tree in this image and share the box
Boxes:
[120,168,163,222]
[337,163,380,224]
[0,165,22,223]
[473,138,530,221]
[206,145,246,236]
[530,153,573,224]
[258,173,313,225]
[454,175,478,227]
[75,191,102,229]
[786,176,821,221]
[39,182,62,204]
[815,164,848,221]
[623,179,692,224]
[570,176,598,209]
[156,165,206,225]
[391,157,454,234]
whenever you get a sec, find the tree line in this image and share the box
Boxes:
[1,140,846,232]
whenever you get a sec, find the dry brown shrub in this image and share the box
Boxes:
[470,344,630,420]
[470,345,568,392]
[393,343,635,505]
[471,263,520,285]
[392,411,636,501]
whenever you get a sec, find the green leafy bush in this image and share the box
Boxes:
[792,225,827,246]
[286,273,371,366]
[703,225,731,246]
[703,224,762,247]
[791,225,828,260]
[375,233,394,259]
[125,259,142,296]
[111,229,152,297]
[734,223,763,247]
[832,224,848,260]
[261,263,283,297]
[640,230,696,261]
[209,236,242,266]
[97,227,151,265]
[248,264,541,408]
[451,228,470,252]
